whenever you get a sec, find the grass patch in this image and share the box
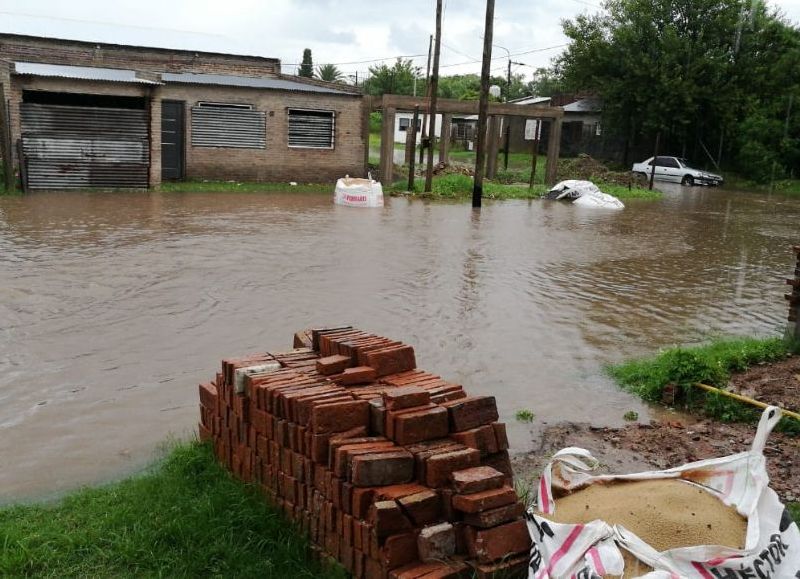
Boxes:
[724,175,800,196]
[386,173,660,201]
[158,180,331,194]
[609,336,799,431]
[790,502,800,525]
[515,409,536,423]
[623,410,639,421]
[0,441,344,578]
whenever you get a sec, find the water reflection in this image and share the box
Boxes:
[0,187,797,500]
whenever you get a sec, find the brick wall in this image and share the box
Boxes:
[0,33,280,77]
[162,84,366,183]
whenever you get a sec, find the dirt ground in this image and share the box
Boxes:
[513,418,799,504]
[729,355,800,412]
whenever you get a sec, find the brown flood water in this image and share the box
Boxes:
[1,185,797,500]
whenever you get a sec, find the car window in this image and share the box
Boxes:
[656,157,679,168]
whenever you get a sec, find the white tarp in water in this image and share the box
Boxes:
[546,180,625,210]
[334,177,384,208]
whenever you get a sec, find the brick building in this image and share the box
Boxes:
[0,34,367,190]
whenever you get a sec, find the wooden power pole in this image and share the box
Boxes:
[424,1,443,193]
[472,0,495,208]
[419,34,433,165]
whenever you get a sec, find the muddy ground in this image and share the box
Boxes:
[513,359,800,504]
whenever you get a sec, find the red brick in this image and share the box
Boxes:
[450,466,505,494]
[381,532,419,570]
[352,487,376,519]
[397,490,441,526]
[452,486,517,513]
[492,423,509,451]
[420,561,471,578]
[461,501,525,528]
[329,435,390,468]
[199,382,217,408]
[198,422,212,442]
[482,451,514,482]
[382,386,431,410]
[364,345,417,377]
[334,442,398,478]
[365,556,388,579]
[368,500,412,538]
[424,448,480,487]
[389,562,444,579]
[310,399,369,434]
[374,484,430,501]
[418,522,455,562]
[351,450,414,487]
[391,406,450,445]
[449,425,498,456]
[464,519,531,563]
[316,354,352,375]
[339,366,378,385]
[469,554,529,579]
[441,396,498,432]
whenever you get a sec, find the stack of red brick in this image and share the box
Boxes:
[787,246,800,335]
[198,327,531,578]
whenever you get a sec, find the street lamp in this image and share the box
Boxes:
[493,44,519,170]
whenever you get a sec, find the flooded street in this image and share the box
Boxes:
[1,186,797,500]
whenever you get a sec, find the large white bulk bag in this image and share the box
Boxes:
[334,176,384,208]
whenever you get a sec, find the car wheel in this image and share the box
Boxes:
[681,175,694,186]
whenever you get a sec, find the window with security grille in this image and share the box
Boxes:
[288,109,335,149]
[191,104,265,148]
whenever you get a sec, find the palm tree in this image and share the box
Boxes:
[316,63,343,83]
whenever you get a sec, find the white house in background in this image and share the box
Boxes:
[393,112,444,144]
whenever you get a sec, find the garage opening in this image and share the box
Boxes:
[20,90,150,190]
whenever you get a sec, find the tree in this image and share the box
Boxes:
[362,59,423,97]
[556,0,800,180]
[316,63,343,82]
[527,67,565,97]
[299,48,313,78]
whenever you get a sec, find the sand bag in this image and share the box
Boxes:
[529,407,800,578]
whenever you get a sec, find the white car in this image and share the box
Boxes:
[632,156,723,186]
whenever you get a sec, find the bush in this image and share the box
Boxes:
[369,112,382,133]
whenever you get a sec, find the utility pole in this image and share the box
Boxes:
[408,106,420,192]
[424,0,442,193]
[419,34,433,165]
[473,0,495,208]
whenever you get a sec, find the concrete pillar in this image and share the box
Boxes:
[438,113,451,164]
[404,119,415,165]
[148,87,162,188]
[380,105,396,185]
[486,115,501,179]
[545,117,562,186]
[362,96,372,177]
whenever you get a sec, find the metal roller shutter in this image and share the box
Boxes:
[191,106,266,148]
[20,103,150,190]
[288,109,335,149]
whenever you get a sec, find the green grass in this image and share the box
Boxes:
[515,409,536,423]
[724,174,800,196]
[0,442,344,578]
[609,336,799,431]
[790,503,800,525]
[158,180,331,194]
[387,173,660,201]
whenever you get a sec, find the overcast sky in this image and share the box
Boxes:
[2,0,799,82]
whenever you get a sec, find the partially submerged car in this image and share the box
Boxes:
[632,156,723,186]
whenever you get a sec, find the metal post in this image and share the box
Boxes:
[649,131,660,190]
[0,83,13,191]
[407,106,420,192]
[424,0,443,193]
[473,0,495,208]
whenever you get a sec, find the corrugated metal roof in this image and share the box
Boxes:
[510,95,551,105]
[162,72,355,95]
[563,98,602,113]
[14,61,161,84]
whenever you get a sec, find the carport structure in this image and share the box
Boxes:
[369,94,565,186]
